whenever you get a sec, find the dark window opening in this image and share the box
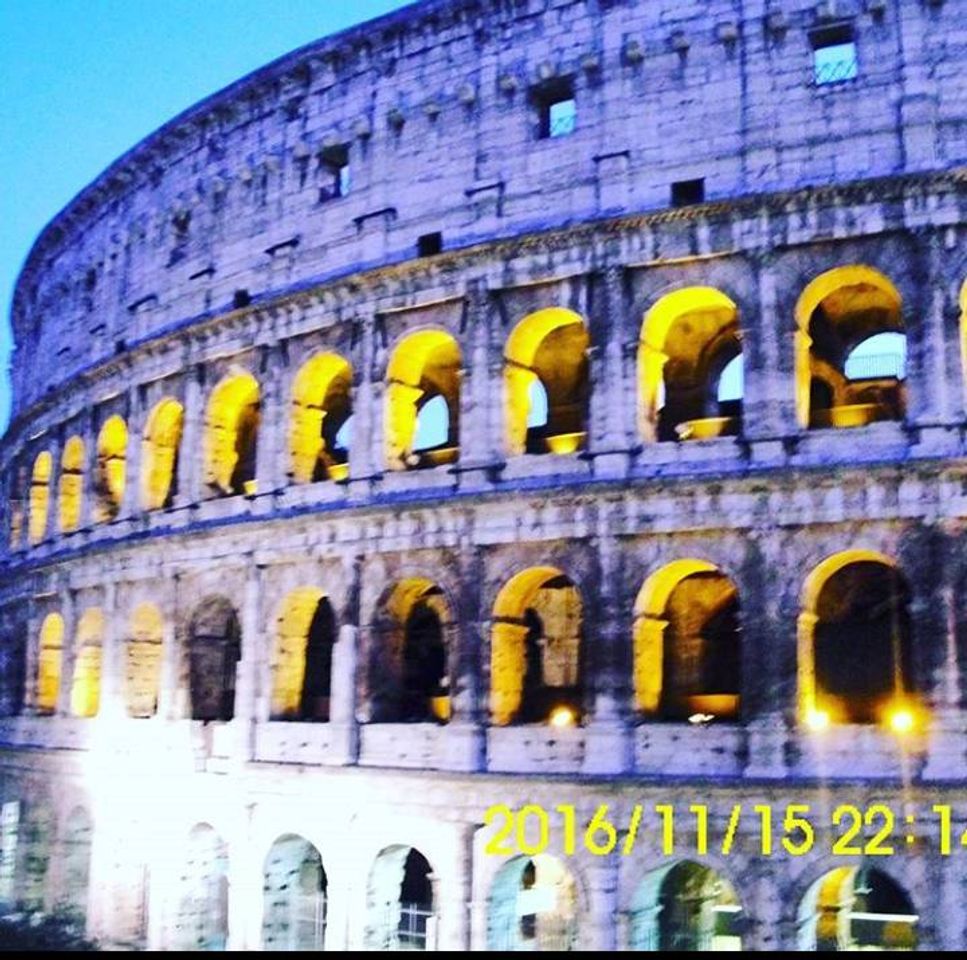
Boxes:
[398,850,433,950]
[300,598,336,722]
[534,80,576,139]
[233,289,251,309]
[319,145,350,202]
[417,232,443,258]
[811,25,858,84]
[671,178,705,208]
[189,601,241,722]
[230,403,260,495]
[399,602,448,723]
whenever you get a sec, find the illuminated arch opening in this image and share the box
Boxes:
[505,309,589,456]
[629,861,743,951]
[385,330,461,470]
[187,597,241,722]
[59,806,93,921]
[28,451,52,544]
[204,371,260,496]
[36,613,64,715]
[262,834,328,950]
[638,288,742,443]
[795,267,906,430]
[491,567,583,727]
[370,579,451,723]
[798,551,914,726]
[94,415,127,523]
[487,854,579,951]
[633,560,741,721]
[798,866,917,951]
[173,824,229,951]
[125,603,163,719]
[69,608,103,718]
[270,589,337,722]
[289,353,353,484]
[58,436,85,533]
[365,846,435,951]
[142,398,184,510]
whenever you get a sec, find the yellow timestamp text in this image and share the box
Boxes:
[483,803,967,858]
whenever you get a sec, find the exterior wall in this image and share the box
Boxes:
[1,0,967,951]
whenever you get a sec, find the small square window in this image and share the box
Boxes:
[535,82,577,139]
[319,145,350,202]
[812,29,858,85]
[417,232,443,257]
[671,178,705,207]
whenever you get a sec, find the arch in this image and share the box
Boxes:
[369,579,451,723]
[36,613,64,714]
[94,415,127,522]
[504,308,589,456]
[58,806,93,921]
[638,287,742,443]
[490,567,583,726]
[261,834,327,950]
[204,371,260,495]
[797,865,917,951]
[58,436,85,533]
[69,608,103,718]
[141,398,184,510]
[28,451,52,544]
[187,597,241,721]
[629,860,743,950]
[633,560,741,720]
[487,855,579,951]
[798,551,914,726]
[385,330,461,470]
[173,823,229,951]
[125,603,164,718]
[270,589,337,721]
[289,352,353,484]
[794,266,905,430]
[365,845,436,950]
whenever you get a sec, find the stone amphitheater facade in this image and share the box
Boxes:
[0,0,965,951]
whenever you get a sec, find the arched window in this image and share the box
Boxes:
[629,861,743,951]
[289,353,353,484]
[491,567,583,727]
[36,613,64,715]
[633,561,741,721]
[59,436,85,533]
[173,824,229,951]
[370,580,450,723]
[505,309,589,456]
[142,398,184,510]
[365,846,436,951]
[795,266,906,429]
[638,287,742,442]
[187,598,241,721]
[204,372,260,496]
[125,603,164,718]
[69,608,103,718]
[28,451,52,544]
[270,589,336,722]
[262,835,327,950]
[487,855,579,951]
[94,415,127,522]
[385,330,461,470]
[799,551,914,727]
[798,866,917,951]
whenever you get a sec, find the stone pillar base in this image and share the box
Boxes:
[325,720,359,765]
[582,721,633,775]
[445,722,486,771]
[744,715,789,779]
[590,449,631,480]
[923,715,967,780]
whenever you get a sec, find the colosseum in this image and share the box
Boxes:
[0,0,965,951]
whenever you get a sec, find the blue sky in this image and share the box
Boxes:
[0,0,410,432]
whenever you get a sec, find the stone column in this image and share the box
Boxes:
[457,279,498,482]
[45,434,63,542]
[56,585,77,717]
[254,343,287,500]
[159,575,185,721]
[232,561,262,762]
[586,857,621,951]
[78,410,97,530]
[583,528,634,775]
[176,363,205,507]
[329,553,361,763]
[22,598,39,714]
[348,311,380,493]
[437,823,475,950]
[446,538,486,771]
[97,580,125,721]
[587,267,632,477]
[120,385,144,519]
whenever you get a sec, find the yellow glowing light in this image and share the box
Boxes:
[549,706,577,729]
[688,712,715,725]
[888,708,915,735]
[806,709,830,732]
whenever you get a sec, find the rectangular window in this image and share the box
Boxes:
[812,27,858,85]
[319,145,350,202]
[417,232,443,258]
[671,178,705,207]
[535,81,576,139]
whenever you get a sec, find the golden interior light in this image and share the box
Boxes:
[805,708,830,732]
[888,707,915,735]
[549,705,576,729]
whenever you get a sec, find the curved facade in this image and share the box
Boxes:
[1,0,966,951]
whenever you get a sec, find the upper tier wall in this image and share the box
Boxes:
[9,0,966,416]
